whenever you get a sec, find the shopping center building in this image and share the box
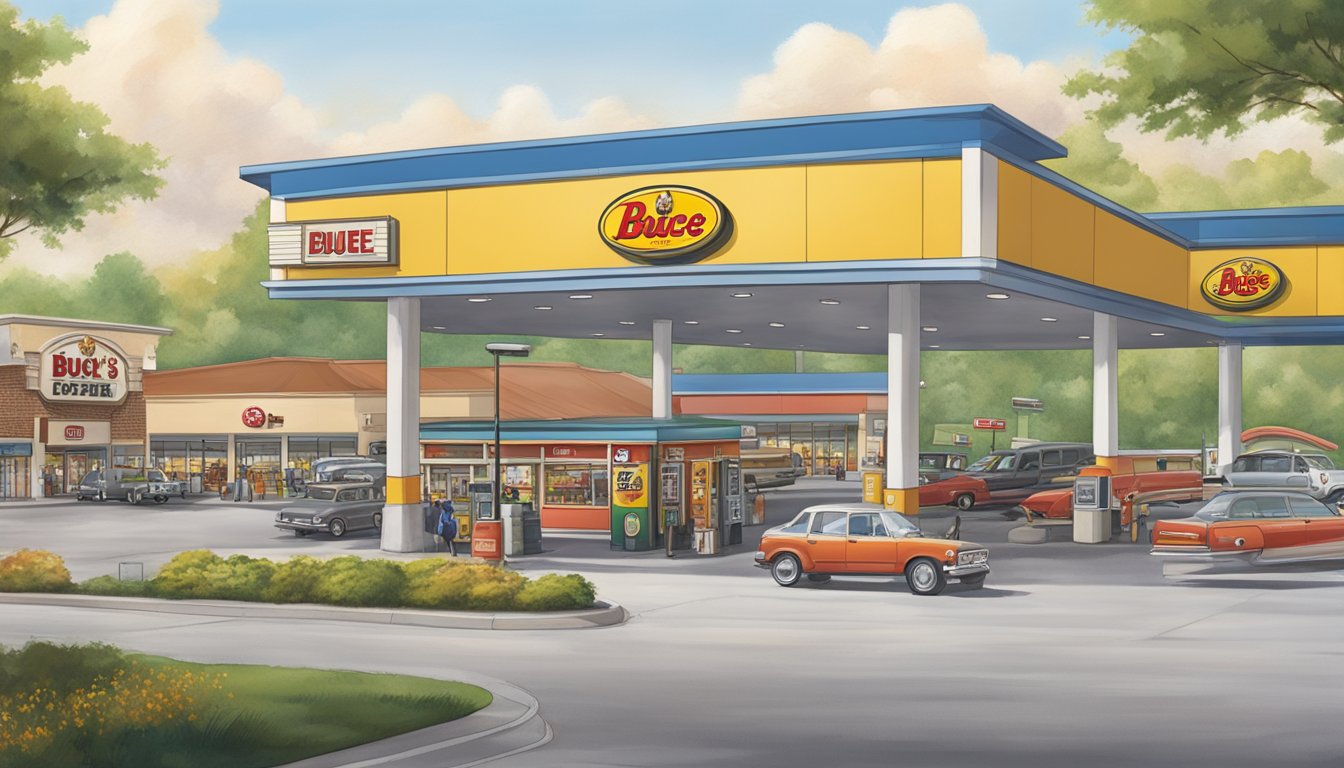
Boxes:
[235,102,1344,552]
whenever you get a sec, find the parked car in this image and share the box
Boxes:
[1014,453,1204,521]
[309,457,386,488]
[920,442,1094,510]
[754,503,989,595]
[742,449,800,491]
[1223,450,1344,503]
[274,481,384,538]
[918,451,968,484]
[1150,490,1344,566]
[75,468,184,504]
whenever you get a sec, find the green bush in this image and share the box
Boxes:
[77,574,153,597]
[313,557,407,607]
[405,563,525,611]
[43,551,597,612]
[0,549,72,593]
[515,573,597,611]
[0,641,125,695]
[262,555,326,604]
[151,550,224,597]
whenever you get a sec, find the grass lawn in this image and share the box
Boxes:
[3,653,493,768]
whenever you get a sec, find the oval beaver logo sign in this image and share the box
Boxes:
[1200,258,1286,311]
[599,186,733,265]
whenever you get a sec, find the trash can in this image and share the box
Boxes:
[500,504,525,556]
[693,528,719,555]
[521,504,543,554]
[472,520,503,561]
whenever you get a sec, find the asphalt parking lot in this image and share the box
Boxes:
[6,480,1344,766]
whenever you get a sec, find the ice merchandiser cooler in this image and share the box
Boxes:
[718,458,744,547]
[660,461,690,551]
[611,458,652,551]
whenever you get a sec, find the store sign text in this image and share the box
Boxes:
[64,426,85,441]
[1200,258,1286,311]
[599,186,733,265]
[38,335,129,404]
[267,217,399,267]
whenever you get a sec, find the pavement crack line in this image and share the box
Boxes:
[1144,590,1271,641]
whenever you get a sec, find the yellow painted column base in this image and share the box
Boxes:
[883,487,921,515]
[385,475,422,505]
[1094,455,1120,470]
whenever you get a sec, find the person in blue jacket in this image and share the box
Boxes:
[435,499,459,556]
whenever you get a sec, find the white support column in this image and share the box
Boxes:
[885,284,920,513]
[268,198,287,282]
[382,297,429,552]
[652,319,673,420]
[960,146,998,260]
[1217,342,1243,476]
[1092,312,1119,469]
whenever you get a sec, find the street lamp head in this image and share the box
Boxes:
[485,342,532,357]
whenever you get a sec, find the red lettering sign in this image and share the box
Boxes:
[307,229,376,256]
[64,426,84,441]
[972,418,1006,431]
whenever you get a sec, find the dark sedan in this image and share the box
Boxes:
[275,482,383,538]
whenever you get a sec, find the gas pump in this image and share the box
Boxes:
[659,462,684,556]
[718,458,744,546]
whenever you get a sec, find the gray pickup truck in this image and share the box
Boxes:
[1224,450,1344,503]
[76,468,186,504]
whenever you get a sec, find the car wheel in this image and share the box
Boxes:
[75,494,84,501]
[329,518,347,538]
[128,490,141,505]
[806,574,831,584]
[373,512,383,530]
[770,554,803,587]
[905,557,947,596]
[960,574,986,590]
[954,493,975,511]
[155,495,167,504]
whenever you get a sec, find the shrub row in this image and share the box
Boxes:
[0,550,596,612]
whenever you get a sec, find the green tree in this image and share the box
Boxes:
[1068,0,1344,143]
[1044,122,1161,210]
[0,2,164,259]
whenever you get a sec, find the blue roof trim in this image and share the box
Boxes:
[1147,207,1344,248]
[241,104,1064,199]
[418,417,742,443]
[261,257,994,300]
[673,372,887,394]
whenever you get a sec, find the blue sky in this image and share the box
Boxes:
[19,0,1127,124]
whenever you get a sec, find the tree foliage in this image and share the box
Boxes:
[0,2,164,259]
[1068,0,1344,143]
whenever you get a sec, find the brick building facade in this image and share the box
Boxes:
[0,316,170,499]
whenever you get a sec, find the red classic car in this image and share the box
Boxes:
[1150,491,1344,566]
[919,474,991,511]
[919,443,1093,510]
[1017,455,1203,520]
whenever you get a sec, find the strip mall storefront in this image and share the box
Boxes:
[0,315,170,499]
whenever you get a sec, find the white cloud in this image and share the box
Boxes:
[736,4,1083,137]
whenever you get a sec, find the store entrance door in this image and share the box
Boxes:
[56,450,105,494]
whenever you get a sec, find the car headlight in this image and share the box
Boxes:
[312,516,323,524]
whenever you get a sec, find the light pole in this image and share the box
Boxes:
[486,343,531,515]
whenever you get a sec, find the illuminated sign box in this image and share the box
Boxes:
[268,217,399,267]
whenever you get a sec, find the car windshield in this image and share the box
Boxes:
[919,456,943,470]
[147,470,166,482]
[1194,496,1235,521]
[306,487,337,501]
[1305,455,1337,470]
[968,453,1012,472]
[80,471,100,485]
[880,511,920,535]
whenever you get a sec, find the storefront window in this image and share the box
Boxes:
[287,436,359,489]
[0,457,31,499]
[544,463,610,507]
[112,445,145,469]
[151,437,226,493]
[425,464,487,505]
[501,464,534,504]
[236,438,283,497]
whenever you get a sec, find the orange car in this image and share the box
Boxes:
[755,503,989,595]
[1150,491,1344,565]
[1018,470,1203,520]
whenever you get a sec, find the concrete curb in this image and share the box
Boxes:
[0,592,626,630]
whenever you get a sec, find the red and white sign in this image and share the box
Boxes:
[64,426,85,441]
[38,335,129,404]
[267,217,399,267]
[45,420,111,446]
[241,406,267,428]
[544,444,607,460]
[972,418,1007,431]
